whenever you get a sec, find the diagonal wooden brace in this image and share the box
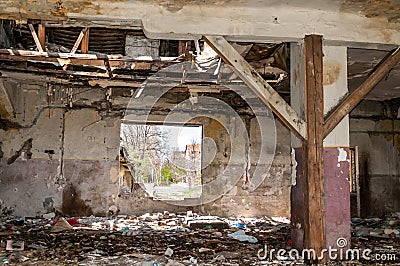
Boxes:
[28,24,43,52]
[204,35,306,140]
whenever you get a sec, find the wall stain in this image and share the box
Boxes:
[323,61,341,86]
[145,0,245,13]
[62,184,93,216]
[341,0,400,23]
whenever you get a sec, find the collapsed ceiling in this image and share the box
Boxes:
[0,17,399,104]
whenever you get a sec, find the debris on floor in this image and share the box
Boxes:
[0,212,398,265]
[352,212,400,238]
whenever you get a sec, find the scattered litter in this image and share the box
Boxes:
[0,212,397,265]
[228,230,258,243]
[165,247,174,257]
[27,243,46,250]
[66,218,79,226]
[198,247,212,253]
[352,212,400,239]
[189,257,198,264]
[218,251,240,259]
[42,212,56,219]
[187,217,229,230]
[50,217,73,232]
[6,240,24,251]
[231,222,251,229]
[384,228,399,236]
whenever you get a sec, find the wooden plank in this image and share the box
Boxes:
[38,25,45,51]
[28,24,43,52]
[324,47,400,138]
[204,35,306,140]
[0,51,155,70]
[0,49,121,59]
[178,40,187,55]
[70,27,88,54]
[303,34,325,261]
[81,28,90,54]
[104,59,113,78]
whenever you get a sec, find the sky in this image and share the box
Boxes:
[158,125,202,151]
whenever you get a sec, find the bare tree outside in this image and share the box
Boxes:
[120,124,169,184]
[120,124,202,200]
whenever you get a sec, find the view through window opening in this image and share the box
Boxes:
[120,123,203,201]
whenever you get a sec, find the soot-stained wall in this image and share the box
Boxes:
[350,99,400,217]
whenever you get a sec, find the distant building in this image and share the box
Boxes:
[184,143,201,159]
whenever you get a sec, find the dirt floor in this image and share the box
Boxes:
[0,212,399,265]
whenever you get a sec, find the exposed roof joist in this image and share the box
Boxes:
[0,49,176,73]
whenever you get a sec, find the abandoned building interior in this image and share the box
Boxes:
[0,1,399,265]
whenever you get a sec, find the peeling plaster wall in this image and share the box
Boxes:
[202,118,291,217]
[0,78,292,218]
[350,100,400,217]
[0,80,121,217]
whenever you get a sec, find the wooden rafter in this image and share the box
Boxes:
[70,27,88,54]
[323,46,400,138]
[204,35,307,140]
[81,28,90,54]
[28,24,43,52]
[38,25,45,51]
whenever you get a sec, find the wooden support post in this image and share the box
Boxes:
[178,40,187,55]
[28,24,43,52]
[324,47,400,138]
[71,27,88,54]
[204,35,307,140]
[81,28,90,54]
[38,25,45,51]
[303,34,325,261]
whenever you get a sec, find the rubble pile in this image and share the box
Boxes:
[0,211,398,265]
[0,212,291,265]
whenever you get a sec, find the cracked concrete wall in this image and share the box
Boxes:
[0,78,292,218]
[350,99,400,217]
